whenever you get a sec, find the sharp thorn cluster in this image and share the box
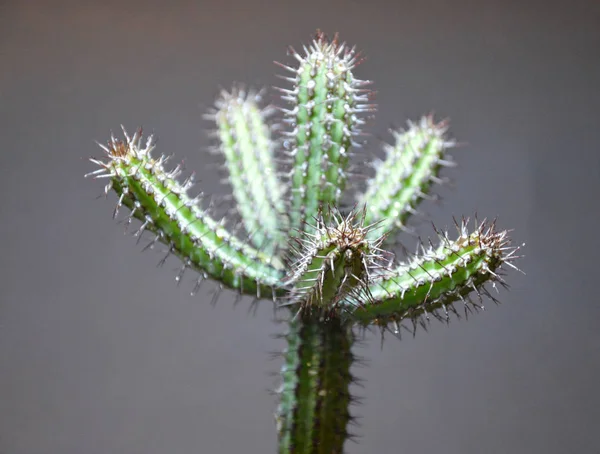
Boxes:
[280,206,393,319]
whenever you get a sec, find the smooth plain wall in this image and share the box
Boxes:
[1,0,599,453]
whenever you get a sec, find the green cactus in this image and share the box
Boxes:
[206,87,288,255]
[276,34,372,238]
[86,31,522,453]
[276,314,356,453]
[281,208,390,316]
[358,115,455,240]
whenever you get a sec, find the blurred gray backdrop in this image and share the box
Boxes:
[1,0,599,453]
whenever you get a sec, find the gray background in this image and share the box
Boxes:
[1,0,599,453]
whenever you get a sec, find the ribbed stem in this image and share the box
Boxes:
[340,219,519,327]
[277,31,372,237]
[359,115,455,239]
[207,88,288,254]
[86,128,285,300]
[282,209,386,314]
[277,314,355,454]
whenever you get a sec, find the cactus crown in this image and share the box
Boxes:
[85,30,523,452]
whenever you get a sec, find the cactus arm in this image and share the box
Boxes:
[343,219,518,326]
[276,315,354,454]
[358,115,455,239]
[278,31,373,236]
[207,88,288,254]
[87,128,285,299]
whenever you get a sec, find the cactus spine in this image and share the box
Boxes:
[86,31,522,453]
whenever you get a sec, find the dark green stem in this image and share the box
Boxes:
[277,314,355,453]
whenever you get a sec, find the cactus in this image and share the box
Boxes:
[206,87,288,255]
[276,314,356,453]
[86,31,522,453]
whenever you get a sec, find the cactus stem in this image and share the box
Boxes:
[86,127,286,298]
[344,217,522,331]
[358,115,456,240]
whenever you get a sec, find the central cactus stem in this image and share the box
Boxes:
[276,315,355,454]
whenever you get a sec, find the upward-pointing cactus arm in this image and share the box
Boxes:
[358,115,456,240]
[206,88,288,255]
[281,208,389,317]
[277,31,374,236]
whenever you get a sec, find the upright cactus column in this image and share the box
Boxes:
[358,115,456,240]
[277,32,373,236]
[86,31,523,453]
[276,315,355,454]
[206,87,288,255]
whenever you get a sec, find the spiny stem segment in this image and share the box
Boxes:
[282,208,391,317]
[344,218,520,329]
[86,128,285,299]
[359,115,455,239]
[276,314,355,454]
[277,31,373,238]
[207,87,288,255]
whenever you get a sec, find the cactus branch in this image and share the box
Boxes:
[281,207,391,317]
[346,218,521,328]
[277,31,374,237]
[359,115,456,239]
[206,87,288,254]
[86,128,285,299]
